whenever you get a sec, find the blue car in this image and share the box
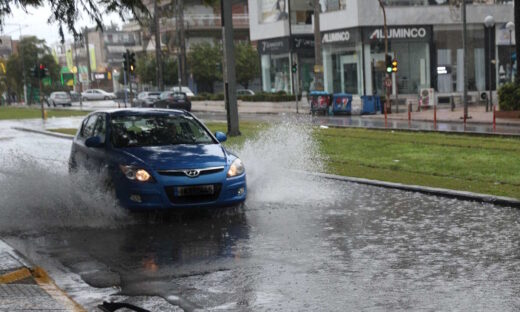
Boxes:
[68,109,247,211]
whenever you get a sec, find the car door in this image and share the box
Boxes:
[87,113,109,171]
[71,115,97,170]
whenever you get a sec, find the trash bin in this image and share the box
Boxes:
[309,91,332,115]
[332,93,353,115]
[361,95,381,115]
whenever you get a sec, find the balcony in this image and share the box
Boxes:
[161,13,249,31]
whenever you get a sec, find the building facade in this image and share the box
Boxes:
[248,0,515,99]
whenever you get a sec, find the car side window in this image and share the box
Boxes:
[80,115,97,139]
[92,114,106,142]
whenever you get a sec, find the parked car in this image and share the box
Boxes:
[237,89,255,96]
[47,91,72,107]
[132,91,162,108]
[153,91,192,111]
[170,86,195,97]
[68,109,247,211]
[81,89,116,101]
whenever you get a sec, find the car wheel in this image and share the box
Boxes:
[53,102,56,107]
[104,96,109,100]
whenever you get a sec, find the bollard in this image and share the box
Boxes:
[408,103,411,128]
[493,104,496,132]
[433,104,437,129]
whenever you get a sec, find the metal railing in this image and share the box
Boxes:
[161,14,249,30]
[383,0,512,6]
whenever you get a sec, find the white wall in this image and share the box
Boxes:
[248,0,290,41]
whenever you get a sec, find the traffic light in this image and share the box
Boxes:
[123,51,129,72]
[39,64,48,78]
[129,52,136,73]
[385,54,393,73]
[291,63,297,73]
[392,59,398,73]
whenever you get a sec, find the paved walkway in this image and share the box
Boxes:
[0,240,85,311]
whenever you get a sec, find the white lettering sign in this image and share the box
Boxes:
[322,31,351,43]
[369,27,427,40]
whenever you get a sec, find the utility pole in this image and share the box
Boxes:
[73,39,83,110]
[287,0,299,113]
[177,0,187,85]
[462,1,469,122]
[313,0,323,91]
[84,28,92,89]
[221,0,240,136]
[378,0,389,123]
[154,0,163,90]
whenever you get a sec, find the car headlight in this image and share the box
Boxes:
[227,158,245,177]
[120,165,152,182]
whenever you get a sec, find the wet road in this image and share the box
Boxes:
[1,118,520,311]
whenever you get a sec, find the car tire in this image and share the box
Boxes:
[104,96,109,100]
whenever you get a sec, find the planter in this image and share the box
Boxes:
[495,110,520,119]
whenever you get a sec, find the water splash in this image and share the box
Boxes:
[0,154,129,234]
[233,117,338,205]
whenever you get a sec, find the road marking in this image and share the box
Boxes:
[0,268,32,284]
[32,266,87,312]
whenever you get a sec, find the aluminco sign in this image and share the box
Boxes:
[370,27,427,40]
[322,31,350,43]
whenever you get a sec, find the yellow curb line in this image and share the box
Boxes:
[0,267,32,283]
[32,267,86,312]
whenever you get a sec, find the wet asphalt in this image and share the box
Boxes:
[1,117,520,311]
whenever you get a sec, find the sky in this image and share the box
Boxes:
[2,4,124,45]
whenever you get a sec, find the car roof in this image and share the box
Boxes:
[89,108,188,117]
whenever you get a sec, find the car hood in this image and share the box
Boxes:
[120,144,227,170]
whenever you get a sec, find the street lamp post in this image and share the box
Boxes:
[484,16,495,113]
[506,21,515,83]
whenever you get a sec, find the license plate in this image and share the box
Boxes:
[177,185,214,196]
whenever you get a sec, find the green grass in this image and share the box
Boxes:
[0,106,89,120]
[48,122,520,199]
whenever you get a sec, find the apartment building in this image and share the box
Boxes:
[249,0,515,99]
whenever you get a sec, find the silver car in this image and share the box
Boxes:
[47,92,72,107]
[81,89,116,101]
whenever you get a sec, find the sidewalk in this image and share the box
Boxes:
[362,105,520,126]
[0,240,85,311]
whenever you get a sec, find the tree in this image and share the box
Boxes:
[132,54,178,89]
[5,37,60,103]
[235,41,260,89]
[187,42,222,93]
[0,0,148,41]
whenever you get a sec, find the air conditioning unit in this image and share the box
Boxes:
[419,88,435,107]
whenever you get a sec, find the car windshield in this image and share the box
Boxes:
[110,114,215,148]
[55,93,68,98]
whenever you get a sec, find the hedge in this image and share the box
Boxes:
[192,92,302,102]
[498,83,520,111]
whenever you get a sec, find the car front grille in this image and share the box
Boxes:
[165,184,222,204]
[157,166,224,177]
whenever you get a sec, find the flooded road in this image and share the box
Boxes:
[1,117,520,311]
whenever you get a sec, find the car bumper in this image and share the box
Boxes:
[114,172,247,211]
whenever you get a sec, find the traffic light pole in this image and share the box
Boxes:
[378,0,389,126]
[38,65,45,120]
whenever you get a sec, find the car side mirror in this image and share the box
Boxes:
[85,136,104,148]
[215,131,227,143]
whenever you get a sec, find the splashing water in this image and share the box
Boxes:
[0,154,129,234]
[234,117,338,205]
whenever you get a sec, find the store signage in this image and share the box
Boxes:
[94,73,105,80]
[292,36,314,51]
[322,31,351,43]
[367,26,431,41]
[257,37,290,54]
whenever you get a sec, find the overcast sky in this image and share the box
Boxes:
[2,4,124,45]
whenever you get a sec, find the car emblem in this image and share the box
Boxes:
[184,169,200,178]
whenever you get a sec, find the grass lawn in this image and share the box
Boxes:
[49,121,520,199]
[0,106,89,120]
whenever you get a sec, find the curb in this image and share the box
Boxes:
[318,123,520,138]
[0,240,86,311]
[12,127,74,140]
[313,172,520,208]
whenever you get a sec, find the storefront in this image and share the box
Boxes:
[258,35,315,94]
[495,23,516,86]
[322,28,364,95]
[364,25,432,96]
